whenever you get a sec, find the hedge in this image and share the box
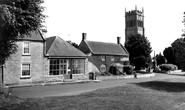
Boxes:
[159,64,178,71]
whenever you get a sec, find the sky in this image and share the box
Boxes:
[43,0,185,56]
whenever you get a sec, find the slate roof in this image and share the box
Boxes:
[80,40,129,56]
[46,36,87,58]
[19,30,45,41]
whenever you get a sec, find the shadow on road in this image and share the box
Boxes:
[131,80,185,92]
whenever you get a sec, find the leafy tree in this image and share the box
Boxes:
[125,34,152,70]
[163,12,185,71]
[156,53,166,65]
[171,38,185,69]
[163,38,185,70]
[0,0,45,93]
[182,12,185,37]
[0,0,45,65]
[163,47,176,64]
[67,41,79,49]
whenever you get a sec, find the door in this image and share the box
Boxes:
[63,59,72,79]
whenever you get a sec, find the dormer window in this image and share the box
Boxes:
[23,42,30,55]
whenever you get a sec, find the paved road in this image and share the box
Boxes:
[8,73,185,98]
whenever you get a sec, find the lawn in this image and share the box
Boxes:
[1,78,185,110]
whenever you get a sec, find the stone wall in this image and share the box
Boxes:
[4,41,47,85]
[72,74,88,80]
[44,75,64,82]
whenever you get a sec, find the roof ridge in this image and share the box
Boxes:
[84,40,128,56]
[119,44,129,55]
[37,29,46,41]
[46,36,86,57]
[47,36,57,55]
[87,40,119,45]
[84,40,94,54]
[56,36,86,56]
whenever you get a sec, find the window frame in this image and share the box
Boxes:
[21,63,31,78]
[100,64,106,73]
[72,59,85,74]
[49,59,85,75]
[120,57,129,62]
[101,56,106,61]
[22,41,30,55]
[120,57,124,61]
[110,56,114,61]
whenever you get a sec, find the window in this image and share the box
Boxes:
[23,42,30,55]
[101,56,105,61]
[120,57,129,61]
[120,57,124,61]
[110,56,114,61]
[49,59,85,75]
[72,59,85,74]
[100,64,106,73]
[21,64,31,77]
[50,59,60,75]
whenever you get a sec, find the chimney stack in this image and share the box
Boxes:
[82,33,87,41]
[117,37,121,44]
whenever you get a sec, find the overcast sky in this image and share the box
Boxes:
[43,0,185,56]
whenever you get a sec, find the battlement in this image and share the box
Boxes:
[125,6,144,16]
[125,10,143,16]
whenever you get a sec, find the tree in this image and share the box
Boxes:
[163,47,176,64]
[0,0,45,93]
[156,53,166,65]
[171,38,185,69]
[0,0,45,65]
[163,12,185,71]
[182,12,185,37]
[125,34,152,70]
[163,38,185,70]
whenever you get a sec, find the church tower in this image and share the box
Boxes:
[125,6,145,42]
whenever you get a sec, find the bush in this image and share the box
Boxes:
[109,63,124,75]
[159,64,178,71]
[123,65,134,75]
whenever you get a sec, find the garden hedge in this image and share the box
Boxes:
[159,64,178,71]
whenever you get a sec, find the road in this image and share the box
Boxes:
[8,73,185,98]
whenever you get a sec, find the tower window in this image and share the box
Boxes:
[130,21,134,27]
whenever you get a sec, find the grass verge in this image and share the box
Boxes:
[1,78,185,110]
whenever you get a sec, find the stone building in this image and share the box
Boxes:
[79,33,129,74]
[2,30,88,86]
[125,6,145,42]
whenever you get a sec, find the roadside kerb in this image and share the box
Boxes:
[96,73,155,81]
[4,80,101,89]
[3,73,155,89]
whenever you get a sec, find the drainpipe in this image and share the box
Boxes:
[0,65,4,94]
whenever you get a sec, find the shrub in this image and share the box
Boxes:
[159,64,178,71]
[109,63,124,75]
[123,65,134,75]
